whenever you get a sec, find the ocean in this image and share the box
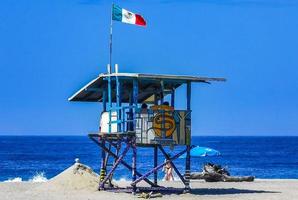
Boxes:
[0,136,298,182]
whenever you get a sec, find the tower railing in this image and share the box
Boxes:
[104,107,191,145]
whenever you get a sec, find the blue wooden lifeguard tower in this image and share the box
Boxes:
[69,67,225,194]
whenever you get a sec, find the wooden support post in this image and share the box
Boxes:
[132,137,137,194]
[133,79,138,131]
[128,91,133,131]
[185,145,191,192]
[185,82,191,192]
[103,90,107,112]
[116,78,121,132]
[187,82,191,110]
[154,94,158,105]
[171,89,175,107]
[160,80,164,104]
[160,80,165,138]
[99,139,106,190]
[154,145,158,185]
[108,66,112,134]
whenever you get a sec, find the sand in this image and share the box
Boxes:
[1,162,298,200]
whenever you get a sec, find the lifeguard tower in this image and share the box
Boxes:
[69,66,225,194]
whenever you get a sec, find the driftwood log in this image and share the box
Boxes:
[190,163,254,182]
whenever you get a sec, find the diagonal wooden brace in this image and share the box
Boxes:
[100,142,131,189]
[130,147,189,186]
[89,136,159,187]
[158,145,187,186]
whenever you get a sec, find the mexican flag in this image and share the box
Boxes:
[112,4,146,27]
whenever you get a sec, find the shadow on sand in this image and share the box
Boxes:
[190,188,280,195]
[104,186,280,197]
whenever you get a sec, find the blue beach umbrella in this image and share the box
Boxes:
[179,146,220,158]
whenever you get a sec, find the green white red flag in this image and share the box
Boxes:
[112,4,146,27]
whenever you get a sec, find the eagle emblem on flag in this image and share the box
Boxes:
[124,12,133,20]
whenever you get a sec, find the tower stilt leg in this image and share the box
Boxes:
[99,140,106,190]
[132,137,137,195]
[154,145,158,185]
[184,145,191,192]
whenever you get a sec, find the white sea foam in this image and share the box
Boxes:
[29,172,48,182]
[4,177,23,182]
[3,172,48,183]
[115,177,129,181]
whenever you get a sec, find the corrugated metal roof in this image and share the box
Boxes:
[68,73,226,103]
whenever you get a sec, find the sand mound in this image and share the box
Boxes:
[37,162,100,192]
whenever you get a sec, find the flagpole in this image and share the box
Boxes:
[109,4,113,72]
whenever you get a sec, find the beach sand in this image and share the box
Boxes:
[1,163,297,200]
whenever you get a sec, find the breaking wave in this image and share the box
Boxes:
[29,172,48,182]
[3,172,48,183]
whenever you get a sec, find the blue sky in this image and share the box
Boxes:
[0,0,298,136]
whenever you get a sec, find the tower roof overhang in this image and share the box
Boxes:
[68,73,226,103]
